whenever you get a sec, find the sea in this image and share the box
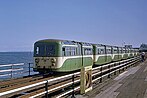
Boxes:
[0,52,38,81]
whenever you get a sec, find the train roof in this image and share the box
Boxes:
[35,39,64,43]
[35,39,135,49]
[35,39,93,46]
[93,44,105,47]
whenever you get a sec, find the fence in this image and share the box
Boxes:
[0,63,36,79]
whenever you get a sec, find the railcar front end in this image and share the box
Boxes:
[33,39,63,73]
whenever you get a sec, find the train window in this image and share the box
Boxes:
[107,49,111,54]
[125,49,127,53]
[36,47,39,54]
[66,47,70,56]
[113,49,118,54]
[126,49,128,53]
[97,48,105,54]
[127,49,129,53]
[34,45,46,56]
[62,46,77,56]
[71,47,76,56]
[62,48,65,51]
[101,49,105,54]
[119,48,122,53]
[62,47,66,56]
[123,49,126,53]
[131,49,133,53]
[77,47,81,55]
[97,49,100,54]
[46,45,55,56]
[84,48,92,55]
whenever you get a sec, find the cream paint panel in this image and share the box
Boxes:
[34,55,93,69]
[34,57,54,68]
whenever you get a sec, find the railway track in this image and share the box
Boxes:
[0,57,141,98]
[0,75,42,89]
[0,74,57,97]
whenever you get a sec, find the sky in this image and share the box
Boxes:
[0,0,146,52]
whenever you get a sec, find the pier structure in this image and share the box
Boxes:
[0,56,144,98]
[79,59,147,98]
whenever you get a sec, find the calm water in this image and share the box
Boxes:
[0,52,33,64]
[0,52,37,80]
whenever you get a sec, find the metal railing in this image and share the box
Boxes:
[0,63,36,79]
[0,63,24,78]
[23,63,37,76]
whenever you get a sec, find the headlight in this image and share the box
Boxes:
[52,63,55,66]
[35,58,40,63]
[51,58,56,63]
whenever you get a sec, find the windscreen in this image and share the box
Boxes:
[34,43,55,57]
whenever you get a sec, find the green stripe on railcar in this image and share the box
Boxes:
[95,55,112,65]
[123,54,128,59]
[95,56,105,65]
[106,56,112,63]
[83,57,93,67]
[113,55,122,61]
[56,58,82,72]
[130,53,134,57]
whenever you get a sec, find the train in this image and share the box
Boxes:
[33,39,139,73]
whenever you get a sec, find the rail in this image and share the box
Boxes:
[0,63,24,78]
[0,56,141,98]
[0,63,36,79]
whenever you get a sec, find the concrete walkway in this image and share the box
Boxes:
[76,60,147,98]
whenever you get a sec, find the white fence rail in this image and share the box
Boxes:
[0,63,24,77]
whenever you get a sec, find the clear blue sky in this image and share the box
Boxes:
[0,0,146,51]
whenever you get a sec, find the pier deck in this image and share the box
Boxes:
[78,60,147,98]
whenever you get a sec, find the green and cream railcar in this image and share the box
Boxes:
[80,42,93,67]
[33,39,93,73]
[61,42,93,72]
[112,46,121,61]
[133,48,138,56]
[56,41,93,72]
[122,47,128,59]
[130,48,134,57]
[118,47,123,60]
[134,48,139,56]
[126,48,131,58]
[33,39,138,73]
[93,44,112,65]
[105,45,113,63]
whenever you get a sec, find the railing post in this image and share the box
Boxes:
[11,64,13,78]
[108,64,110,78]
[114,64,116,75]
[100,65,102,83]
[71,74,75,98]
[45,81,49,98]
[29,63,31,76]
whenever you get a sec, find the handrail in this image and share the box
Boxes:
[0,63,24,67]
[0,68,23,73]
[0,63,36,78]
[0,72,80,97]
